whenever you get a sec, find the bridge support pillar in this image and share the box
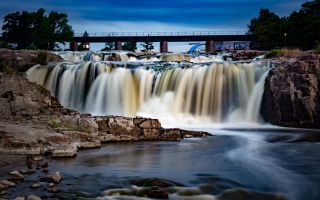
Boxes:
[70,42,78,51]
[115,41,122,50]
[160,41,168,53]
[205,40,214,53]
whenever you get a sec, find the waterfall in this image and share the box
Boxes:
[26,59,270,124]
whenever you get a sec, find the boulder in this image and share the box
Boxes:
[14,197,25,200]
[26,195,41,200]
[131,178,177,188]
[143,129,161,140]
[108,117,141,137]
[48,186,59,193]
[160,129,182,141]
[51,145,77,157]
[8,171,24,181]
[261,55,320,128]
[0,180,15,187]
[134,117,161,129]
[79,117,98,133]
[63,131,101,149]
[39,171,62,183]
[31,183,41,189]
[0,183,8,190]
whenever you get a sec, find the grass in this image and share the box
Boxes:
[34,51,48,65]
[265,48,302,58]
[49,116,60,129]
[315,44,320,54]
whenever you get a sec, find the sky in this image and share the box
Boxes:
[0,0,307,52]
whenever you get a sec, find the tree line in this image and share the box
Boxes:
[248,0,320,50]
[1,0,319,51]
[101,42,154,52]
[1,8,73,50]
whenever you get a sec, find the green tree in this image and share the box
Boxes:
[101,42,115,51]
[285,0,320,49]
[2,8,73,50]
[248,9,285,50]
[141,42,154,52]
[122,42,137,51]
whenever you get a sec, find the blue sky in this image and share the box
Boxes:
[0,0,307,51]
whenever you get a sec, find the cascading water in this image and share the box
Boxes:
[26,53,270,124]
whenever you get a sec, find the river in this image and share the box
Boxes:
[7,51,318,199]
[3,126,320,200]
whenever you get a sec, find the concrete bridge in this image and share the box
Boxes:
[71,31,252,53]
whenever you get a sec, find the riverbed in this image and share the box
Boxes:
[2,126,320,200]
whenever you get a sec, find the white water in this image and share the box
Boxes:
[27,52,270,125]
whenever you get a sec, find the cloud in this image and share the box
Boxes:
[0,0,306,29]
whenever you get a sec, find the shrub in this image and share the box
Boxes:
[265,48,301,58]
[315,44,320,54]
[35,51,48,65]
[49,117,60,129]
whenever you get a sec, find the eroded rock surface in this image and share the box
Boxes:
[261,54,320,128]
[0,48,63,72]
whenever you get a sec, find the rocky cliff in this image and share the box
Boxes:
[0,48,63,72]
[261,54,320,128]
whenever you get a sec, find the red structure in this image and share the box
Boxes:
[160,41,168,53]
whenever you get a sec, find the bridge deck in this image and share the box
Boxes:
[73,35,252,43]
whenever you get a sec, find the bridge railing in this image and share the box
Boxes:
[74,31,246,37]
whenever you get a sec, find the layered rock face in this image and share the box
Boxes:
[0,72,71,117]
[228,50,266,60]
[261,55,320,128]
[0,72,210,157]
[0,48,63,72]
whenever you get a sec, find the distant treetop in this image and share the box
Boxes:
[248,0,320,50]
[1,8,74,50]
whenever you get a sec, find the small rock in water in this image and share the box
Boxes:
[0,180,15,187]
[137,187,169,199]
[20,169,36,175]
[49,183,54,187]
[42,168,49,173]
[32,156,43,161]
[27,195,41,200]
[14,197,25,200]
[0,183,8,190]
[132,178,176,188]
[39,171,62,183]
[48,186,59,193]
[40,162,48,168]
[8,171,24,181]
[31,183,41,189]
[26,156,33,169]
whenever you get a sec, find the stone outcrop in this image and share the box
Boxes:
[0,72,73,117]
[261,54,320,128]
[227,50,266,61]
[0,48,63,72]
